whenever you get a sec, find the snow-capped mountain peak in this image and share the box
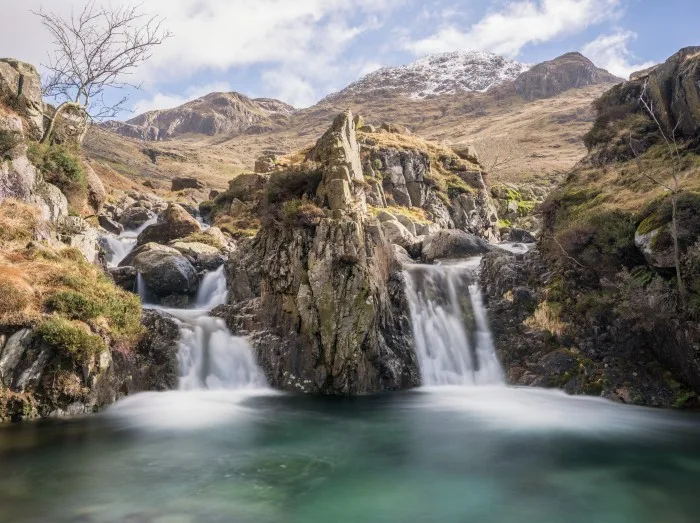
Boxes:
[324,50,530,102]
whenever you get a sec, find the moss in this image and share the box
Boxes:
[36,317,106,365]
[27,143,87,211]
[181,232,223,249]
[445,175,473,196]
[497,219,512,228]
[45,291,102,322]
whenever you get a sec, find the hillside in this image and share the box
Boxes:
[85,51,622,195]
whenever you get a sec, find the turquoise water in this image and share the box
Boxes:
[1,387,699,523]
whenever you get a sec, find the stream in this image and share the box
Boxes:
[1,244,699,522]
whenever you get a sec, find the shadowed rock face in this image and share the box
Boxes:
[102,92,295,141]
[514,52,622,101]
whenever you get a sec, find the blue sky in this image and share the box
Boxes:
[1,0,698,117]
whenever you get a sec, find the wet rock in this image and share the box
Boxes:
[508,228,536,243]
[131,246,199,298]
[108,266,138,292]
[98,215,124,235]
[421,230,491,262]
[133,310,180,391]
[119,206,156,230]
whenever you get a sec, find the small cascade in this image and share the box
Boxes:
[103,217,158,267]
[404,260,503,387]
[174,312,267,391]
[141,265,267,392]
[194,266,228,309]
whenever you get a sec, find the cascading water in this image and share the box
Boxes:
[140,266,267,392]
[103,217,158,267]
[404,260,503,387]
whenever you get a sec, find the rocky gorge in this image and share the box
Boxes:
[1,44,700,424]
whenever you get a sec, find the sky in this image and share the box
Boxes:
[0,0,698,118]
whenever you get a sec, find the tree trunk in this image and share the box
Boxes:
[41,101,84,145]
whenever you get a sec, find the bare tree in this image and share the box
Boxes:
[629,80,687,306]
[471,136,529,175]
[35,1,171,144]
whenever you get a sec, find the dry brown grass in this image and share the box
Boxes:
[0,199,41,243]
[83,84,611,197]
[524,301,567,337]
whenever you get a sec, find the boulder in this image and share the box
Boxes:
[0,59,44,140]
[376,210,397,222]
[381,219,417,250]
[171,177,205,192]
[84,164,106,214]
[108,266,137,292]
[170,241,225,270]
[57,216,100,262]
[395,214,417,236]
[393,244,414,265]
[119,206,156,230]
[508,228,537,243]
[0,153,37,202]
[0,329,31,386]
[454,144,480,164]
[119,242,176,268]
[131,246,199,298]
[133,310,180,391]
[98,215,124,235]
[137,203,201,245]
[416,222,441,236]
[421,229,492,262]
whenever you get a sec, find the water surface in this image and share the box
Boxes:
[1,387,699,523]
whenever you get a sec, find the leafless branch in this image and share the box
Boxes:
[34,1,171,143]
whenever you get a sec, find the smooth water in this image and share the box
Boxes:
[0,388,699,523]
[405,260,503,386]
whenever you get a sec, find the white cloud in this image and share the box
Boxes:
[406,0,622,57]
[581,31,656,79]
[131,82,233,114]
[0,0,406,106]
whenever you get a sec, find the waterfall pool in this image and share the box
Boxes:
[1,387,699,523]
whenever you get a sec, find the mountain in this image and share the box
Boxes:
[87,51,624,191]
[323,51,530,102]
[103,92,296,141]
[513,52,623,100]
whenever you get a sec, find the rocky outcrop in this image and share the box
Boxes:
[225,111,419,395]
[514,52,622,100]
[310,111,366,212]
[102,92,295,141]
[480,249,700,408]
[136,203,201,245]
[0,59,44,140]
[0,311,180,421]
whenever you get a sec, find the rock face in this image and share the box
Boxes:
[514,52,622,100]
[0,311,180,421]
[225,111,419,395]
[0,59,44,140]
[480,249,700,407]
[102,92,295,141]
[323,51,529,101]
[137,203,201,245]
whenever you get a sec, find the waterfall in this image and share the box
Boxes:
[142,265,267,392]
[404,261,504,387]
[174,312,267,391]
[194,266,228,309]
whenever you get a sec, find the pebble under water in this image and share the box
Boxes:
[1,387,699,523]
